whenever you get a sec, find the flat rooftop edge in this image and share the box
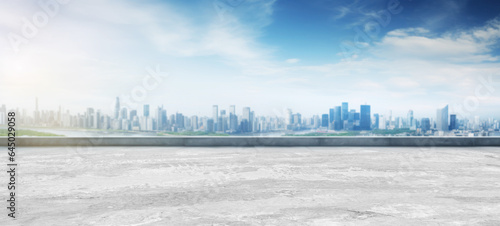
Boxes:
[1,137,500,147]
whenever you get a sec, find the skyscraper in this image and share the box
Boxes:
[341,102,348,121]
[379,115,386,129]
[373,113,379,129]
[114,97,120,119]
[176,113,184,129]
[191,115,198,130]
[436,105,449,131]
[213,105,218,130]
[243,107,251,132]
[321,114,329,128]
[156,106,164,131]
[206,119,214,132]
[360,105,371,130]
[143,104,149,117]
[329,108,334,124]
[334,106,342,130]
[407,110,414,128]
[450,114,457,130]
[229,105,237,132]
[421,118,431,132]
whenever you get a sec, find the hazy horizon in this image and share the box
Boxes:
[1,0,500,118]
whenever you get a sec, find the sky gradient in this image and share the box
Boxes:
[1,0,500,118]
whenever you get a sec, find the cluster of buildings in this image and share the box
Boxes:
[1,98,499,136]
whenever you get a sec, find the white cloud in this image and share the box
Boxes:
[373,18,500,63]
[285,58,300,64]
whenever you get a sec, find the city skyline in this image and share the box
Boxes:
[2,97,496,120]
[2,97,498,135]
[1,1,500,117]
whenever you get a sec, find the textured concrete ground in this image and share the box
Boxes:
[2,146,500,225]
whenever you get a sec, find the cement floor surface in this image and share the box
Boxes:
[2,146,500,225]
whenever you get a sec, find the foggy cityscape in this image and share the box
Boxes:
[2,97,499,137]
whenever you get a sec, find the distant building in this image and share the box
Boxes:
[421,118,431,132]
[360,105,371,130]
[206,119,214,132]
[213,105,218,130]
[242,107,252,132]
[373,113,379,129]
[436,105,449,131]
[114,97,120,119]
[175,113,184,129]
[321,114,329,128]
[450,114,457,130]
[334,106,342,130]
[341,102,348,121]
[329,108,334,125]
[379,115,386,130]
[120,108,127,120]
[143,104,149,117]
[407,110,414,128]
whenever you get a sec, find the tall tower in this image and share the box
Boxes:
[360,105,371,130]
[450,114,457,130]
[213,105,218,131]
[242,107,251,132]
[407,110,414,128]
[334,106,342,130]
[114,97,120,119]
[143,104,150,117]
[436,105,449,131]
[341,102,348,121]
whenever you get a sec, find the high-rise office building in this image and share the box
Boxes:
[94,110,101,129]
[360,105,371,130]
[229,113,238,132]
[329,108,334,124]
[156,106,164,131]
[213,105,218,131]
[86,108,94,128]
[143,104,150,117]
[436,105,449,131]
[341,102,348,121]
[114,97,120,119]
[450,114,457,130]
[421,118,431,132]
[286,109,293,126]
[176,113,184,129]
[219,110,226,132]
[249,111,254,132]
[242,107,251,132]
[373,113,379,129]
[407,110,414,128]
[379,115,386,129]
[321,114,329,128]
[206,119,214,132]
[334,106,342,130]
[191,116,198,130]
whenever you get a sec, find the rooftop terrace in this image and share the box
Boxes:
[4,145,500,225]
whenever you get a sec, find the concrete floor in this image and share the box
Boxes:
[3,146,500,225]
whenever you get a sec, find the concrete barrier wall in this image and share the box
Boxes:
[1,137,500,146]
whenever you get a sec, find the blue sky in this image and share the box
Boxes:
[1,0,500,119]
